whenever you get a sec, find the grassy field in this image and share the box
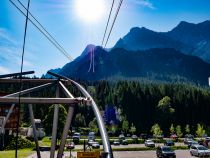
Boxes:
[0,149,34,158]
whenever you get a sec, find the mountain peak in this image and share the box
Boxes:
[129,26,152,33]
[174,21,195,30]
[130,27,140,32]
[80,44,96,57]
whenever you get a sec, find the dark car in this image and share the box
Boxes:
[164,139,175,146]
[121,139,128,145]
[119,134,125,140]
[72,132,80,144]
[131,135,138,143]
[156,146,176,158]
[140,133,149,140]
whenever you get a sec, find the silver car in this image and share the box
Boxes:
[145,139,155,147]
[190,145,210,157]
[92,141,100,149]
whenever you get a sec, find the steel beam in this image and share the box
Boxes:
[50,85,59,158]
[28,104,41,158]
[57,106,74,158]
[3,82,55,98]
[58,81,74,98]
[57,81,74,158]
[0,97,87,104]
[0,79,71,84]
[0,71,34,79]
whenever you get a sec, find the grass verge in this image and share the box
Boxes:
[0,149,34,158]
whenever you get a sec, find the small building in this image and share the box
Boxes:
[0,92,18,131]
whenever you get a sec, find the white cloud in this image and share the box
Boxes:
[0,28,34,73]
[132,0,155,9]
[0,66,10,74]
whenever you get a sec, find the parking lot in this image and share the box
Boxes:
[27,150,193,158]
[26,139,209,158]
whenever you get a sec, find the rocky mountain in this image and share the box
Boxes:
[46,20,210,84]
[58,47,210,84]
[114,20,210,62]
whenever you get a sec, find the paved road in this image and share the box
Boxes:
[113,150,191,158]
[27,150,194,158]
[74,142,184,149]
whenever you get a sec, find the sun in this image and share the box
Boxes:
[75,0,105,22]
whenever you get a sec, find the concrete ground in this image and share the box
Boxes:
[27,150,193,158]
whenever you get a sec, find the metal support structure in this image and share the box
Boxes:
[0,79,70,84]
[3,82,55,98]
[0,104,15,134]
[50,84,60,158]
[57,81,74,158]
[0,97,87,104]
[70,79,113,158]
[47,71,113,158]
[0,72,113,158]
[0,71,34,79]
[57,106,74,158]
[28,104,41,158]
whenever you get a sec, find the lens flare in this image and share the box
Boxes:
[75,0,105,22]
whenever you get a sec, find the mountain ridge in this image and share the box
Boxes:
[57,47,210,85]
[114,20,210,62]
[47,20,210,85]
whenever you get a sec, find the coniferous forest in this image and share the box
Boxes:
[1,79,210,136]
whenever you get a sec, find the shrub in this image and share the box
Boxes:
[5,136,35,150]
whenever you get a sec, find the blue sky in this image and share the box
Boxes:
[0,0,210,76]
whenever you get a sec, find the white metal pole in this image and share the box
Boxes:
[28,103,41,158]
[57,81,75,158]
[50,84,60,158]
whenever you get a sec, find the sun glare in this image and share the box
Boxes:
[75,0,105,22]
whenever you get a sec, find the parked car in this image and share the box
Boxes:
[72,132,80,144]
[140,133,148,140]
[88,139,95,146]
[131,135,138,140]
[72,132,80,140]
[131,135,138,143]
[170,134,178,142]
[92,141,100,149]
[88,132,95,140]
[164,139,175,146]
[145,139,155,147]
[156,146,176,158]
[205,137,210,140]
[184,138,193,145]
[185,134,194,139]
[203,137,210,147]
[113,139,120,146]
[119,134,125,140]
[121,139,128,145]
[155,135,164,140]
[187,140,199,148]
[27,119,45,140]
[66,142,75,150]
[190,145,210,157]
